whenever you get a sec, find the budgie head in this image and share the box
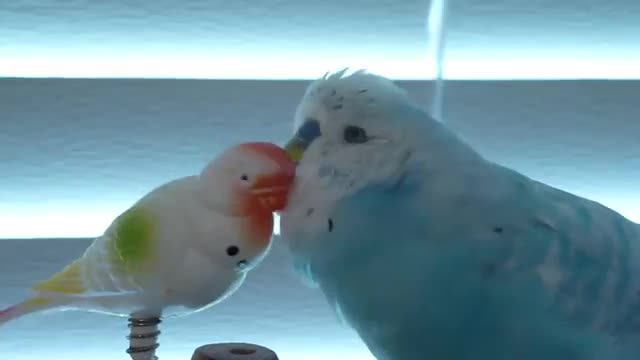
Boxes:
[280,70,481,283]
[284,69,477,190]
[200,142,296,217]
[286,70,417,181]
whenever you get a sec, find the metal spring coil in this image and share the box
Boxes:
[126,316,162,360]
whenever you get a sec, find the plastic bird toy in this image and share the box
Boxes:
[0,142,296,360]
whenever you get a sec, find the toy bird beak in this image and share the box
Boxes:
[251,172,295,211]
[248,144,297,212]
[284,119,321,163]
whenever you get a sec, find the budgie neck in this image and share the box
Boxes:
[372,101,488,195]
[404,101,483,163]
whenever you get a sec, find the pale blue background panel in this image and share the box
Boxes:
[1,79,638,239]
[1,0,640,79]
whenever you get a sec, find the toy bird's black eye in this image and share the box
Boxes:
[343,126,368,144]
[240,174,249,181]
[226,246,239,256]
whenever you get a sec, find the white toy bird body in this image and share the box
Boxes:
[1,142,295,324]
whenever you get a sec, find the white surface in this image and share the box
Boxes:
[1,79,638,239]
[1,0,639,79]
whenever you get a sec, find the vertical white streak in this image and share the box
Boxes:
[427,0,449,122]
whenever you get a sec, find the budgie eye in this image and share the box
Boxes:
[240,174,249,181]
[343,126,368,144]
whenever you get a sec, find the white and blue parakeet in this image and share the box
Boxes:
[279,70,640,360]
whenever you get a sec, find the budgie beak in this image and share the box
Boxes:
[285,119,321,163]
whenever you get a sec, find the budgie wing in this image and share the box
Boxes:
[506,174,640,348]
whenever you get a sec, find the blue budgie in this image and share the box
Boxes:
[278,70,640,360]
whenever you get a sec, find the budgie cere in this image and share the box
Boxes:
[279,70,640,360]
[0,142,296,325]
